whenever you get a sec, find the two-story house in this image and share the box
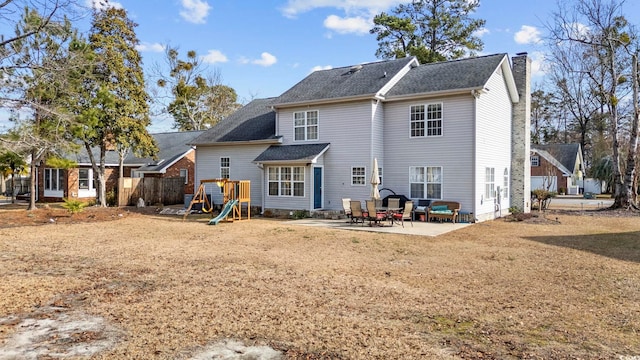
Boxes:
[191,53,531,222]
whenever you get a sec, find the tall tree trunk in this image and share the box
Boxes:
[28,150,38,210]
[98,144,107,207]
[622,53,640,208]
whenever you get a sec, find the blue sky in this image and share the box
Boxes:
[2,0,640,133]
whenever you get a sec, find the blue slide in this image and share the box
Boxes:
[208,199,238,225]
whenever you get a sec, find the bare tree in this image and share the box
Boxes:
[547,0,638,209]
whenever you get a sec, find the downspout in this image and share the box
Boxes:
[471,90,478,220]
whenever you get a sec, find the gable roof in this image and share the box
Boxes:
[190,97,279,146]
[254,143,330,164]
[531,143,582,175]
[70,131,204,172]
[385,53,517,102]
[133,130,205,173]
[273,57,417,107]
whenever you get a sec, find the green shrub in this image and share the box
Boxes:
[292,210,310,219]
[62,198,88,214]
[106,189,117,207]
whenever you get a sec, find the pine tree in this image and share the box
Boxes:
[370,0,486,63]
[78,5,156,206]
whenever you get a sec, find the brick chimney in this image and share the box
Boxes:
[510,53,531,213]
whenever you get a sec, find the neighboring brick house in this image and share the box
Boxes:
[36,131,204,202]
[530,143,584,195]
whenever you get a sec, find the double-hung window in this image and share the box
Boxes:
[351,167,366,186]
[485,167,495,199]
[410,103,442,137]
[294,110,318,141]
[268,166,305,197]
[409,166,442,199]
[179,169,188,184]
[503,168,509,199]
[78,169,90,190]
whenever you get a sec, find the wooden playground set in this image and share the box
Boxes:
[184,178,251,225]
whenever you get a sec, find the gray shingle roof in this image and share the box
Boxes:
[274,57,416,105]
[132,130,205,172]
[254,143,330,163]
[386,53,507,97]
[531,143,581,173]
[71,131,204,172]
[190,98,278,145]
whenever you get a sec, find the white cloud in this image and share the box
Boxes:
[281,0,402,18]
[323,15,370,35]
[136,42,165,53]
[180,0,211,24]
[473,28,490,38]
[86,0,123,10]
[514,25,542,45]
[529,51,547,77]
[311,65,333,72]
[252,52,277,67]
[201,50,228,64]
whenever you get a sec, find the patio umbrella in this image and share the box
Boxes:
[370,158,380,200]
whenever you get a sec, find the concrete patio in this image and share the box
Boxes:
[284,218,472,236]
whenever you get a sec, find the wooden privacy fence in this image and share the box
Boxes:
[118,177,185,206]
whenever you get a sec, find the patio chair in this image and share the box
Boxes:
[342,198,352,218]
[366,200,387,226]
[349,200,367,225]
[393,200,414,227]
[387,198,400,209]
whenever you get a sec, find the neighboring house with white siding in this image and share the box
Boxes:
[191,53,531,221]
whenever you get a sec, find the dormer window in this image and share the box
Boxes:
[294,110,319,141]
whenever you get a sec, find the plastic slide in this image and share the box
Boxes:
[208,199,238,225]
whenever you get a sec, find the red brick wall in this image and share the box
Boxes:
[531,156,564,179]
[165,151,196,194]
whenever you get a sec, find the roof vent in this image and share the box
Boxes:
[349,64,363,73]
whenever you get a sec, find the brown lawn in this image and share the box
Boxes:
[0,205,639,359]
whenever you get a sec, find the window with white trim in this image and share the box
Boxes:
[410,166,442,199]
[378,167,383,186]
[351,167,366,186]
[531,155,539,167]
[294,110,319,141]
[410,103,442,138]
[485,167,495,199]
[78,169,90,190]
[503,168,509,199]
[45,168,64,191]
[220,157,229,193]
[180,169,188,184]
[268,166,305,197]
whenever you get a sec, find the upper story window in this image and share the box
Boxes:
[410,103,442,138]
[294,110,319,141]
[220,157,230,193]
[531,155,540,167]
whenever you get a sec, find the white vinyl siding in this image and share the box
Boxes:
[475,63,513,220]
[195,145,269,206]
[294,110,319,141]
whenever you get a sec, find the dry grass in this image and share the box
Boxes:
[0,207,639,359]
